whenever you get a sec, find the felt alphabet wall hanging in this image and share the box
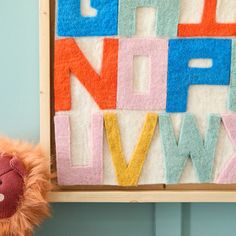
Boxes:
[54,0,236,187]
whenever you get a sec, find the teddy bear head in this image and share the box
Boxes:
[0,138,50,236]
[0,155,25,219]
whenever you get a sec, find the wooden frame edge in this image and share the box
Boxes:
[48,191,236,203]
[39,0,51,156]
[39,0,236,203]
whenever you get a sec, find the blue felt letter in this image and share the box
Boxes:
[57,0,118,37]
[167,39,231,112]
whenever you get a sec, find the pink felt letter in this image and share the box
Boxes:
[117,38,168,110]
[54,114,103,185]
[216,114,236,184]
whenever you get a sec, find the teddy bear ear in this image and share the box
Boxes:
[10,156,26,178]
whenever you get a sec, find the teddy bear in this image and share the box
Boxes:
[0,137,51,236]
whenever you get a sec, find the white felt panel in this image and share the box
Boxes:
[80,0,97,17]
[135,7,157,37]
[55,1,235,184]
[216,0,236,23]
[179,0,204,24]
[133,56,150,93]
[74,38,103,74]
[188,59,213,68]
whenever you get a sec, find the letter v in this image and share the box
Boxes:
[104,113,158,186]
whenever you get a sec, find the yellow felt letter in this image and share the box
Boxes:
[104,113,158,186]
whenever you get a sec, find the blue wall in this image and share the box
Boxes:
[0,1,236,236]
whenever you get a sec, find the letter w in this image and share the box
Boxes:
[159,114,221,183]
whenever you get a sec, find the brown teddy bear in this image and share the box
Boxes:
[0,137,51,236]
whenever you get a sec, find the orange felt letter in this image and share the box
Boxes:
[54,38,118,111]
[178,0,236,37]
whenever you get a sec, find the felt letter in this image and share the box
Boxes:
[104,113,158,186]
[167,39,231,113]
[57,0,118,36]
[117,38,168,110]
[178,0,236,37]
[216,114,236,184]
[54,114,103,185]
[54,38,118,111]
[159,113,221,184]
[229,40,236,111]
[119,0,179,37]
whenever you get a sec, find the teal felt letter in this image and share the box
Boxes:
[159,113,221,184]
[229,40,236,111]
[118,0,179,37]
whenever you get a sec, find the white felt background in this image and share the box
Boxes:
[55,0,236,185]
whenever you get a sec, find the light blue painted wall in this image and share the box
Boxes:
[1,1,236,236]
[0,0,39,142]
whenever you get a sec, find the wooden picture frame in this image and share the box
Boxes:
[39,0,236,202]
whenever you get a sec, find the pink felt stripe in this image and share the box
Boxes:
[216,114,236,184]
[222,114,236,147]
[54,114,103,185]
[117,38,168,110]
[216,155,236,184]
